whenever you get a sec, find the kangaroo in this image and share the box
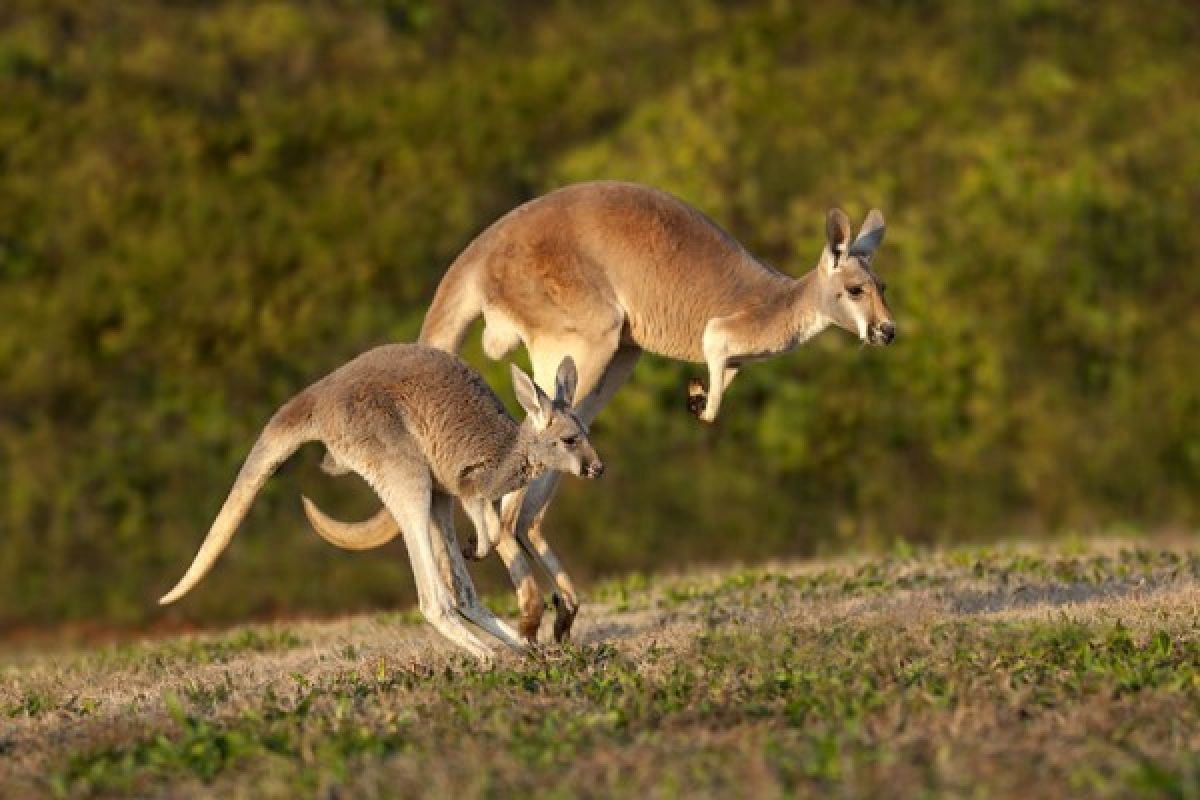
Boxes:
[159,343,602,660]
[303,180,895,644]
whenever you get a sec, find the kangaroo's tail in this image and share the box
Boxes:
[418,245,485,353]
[300,498,401,550]
[159,399,315,605]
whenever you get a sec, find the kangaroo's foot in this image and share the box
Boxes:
[516,575,544,643]
[552,593,579,643]
[686,378,708,418]
[421,603,494,663]
[458,603,530,654]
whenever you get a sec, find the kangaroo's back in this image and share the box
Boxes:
[316,345,518,491]
[420,182,791,362]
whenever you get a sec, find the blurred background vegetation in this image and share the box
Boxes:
[2,0,1198,632]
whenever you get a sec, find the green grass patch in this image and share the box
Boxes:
[11,540,1199,798]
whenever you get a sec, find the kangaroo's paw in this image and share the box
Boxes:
[460,529,481,560]
[686,378,708,418]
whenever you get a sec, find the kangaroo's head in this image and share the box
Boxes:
[511,358,604,479]
[816,208,895,346]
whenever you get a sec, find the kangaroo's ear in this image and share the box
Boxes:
[511,364,552,428]
[825,208,852,270]
[849,209,885,259]
[554,356,578,408]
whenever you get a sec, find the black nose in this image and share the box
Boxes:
[586,461,604,479]
[880,321,896,344]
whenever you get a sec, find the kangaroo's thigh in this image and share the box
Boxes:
[576,345,641,424]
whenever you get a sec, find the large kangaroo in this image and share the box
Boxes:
[304,180,895,643]
[160,344,602,660]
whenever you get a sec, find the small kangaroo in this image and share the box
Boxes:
[159,343,602,660]
[304,181,895,643]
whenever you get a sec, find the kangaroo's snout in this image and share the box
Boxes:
[871,321,896,345]
[584,460,604,479]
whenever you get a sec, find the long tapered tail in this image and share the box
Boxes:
[301,497,401,550]
[159,408,312,605]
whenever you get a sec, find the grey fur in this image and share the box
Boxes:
[160,344,601,659]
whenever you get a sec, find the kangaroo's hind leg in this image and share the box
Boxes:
[491,534,542,643]
[362,459,493,661]
[429,492,527,653]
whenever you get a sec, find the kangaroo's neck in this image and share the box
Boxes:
[470,428,546,499]
[783,270,829,345]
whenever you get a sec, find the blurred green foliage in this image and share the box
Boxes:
[1,0,1198,629]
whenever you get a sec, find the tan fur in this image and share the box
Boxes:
[421,182,893,402]
[311,181,897,642]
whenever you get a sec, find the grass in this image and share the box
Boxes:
[3,535,1199,798]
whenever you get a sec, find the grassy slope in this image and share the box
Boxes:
[3,535,1199,799]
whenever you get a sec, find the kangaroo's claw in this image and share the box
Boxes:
[460,529,481,560]
[686,378,707,418]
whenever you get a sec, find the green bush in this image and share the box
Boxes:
[1,0,1197,628]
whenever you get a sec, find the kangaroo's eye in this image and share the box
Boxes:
[847,285,865,298]
[561,435,579,447]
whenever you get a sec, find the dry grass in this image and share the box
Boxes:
[3,534,1199,798]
